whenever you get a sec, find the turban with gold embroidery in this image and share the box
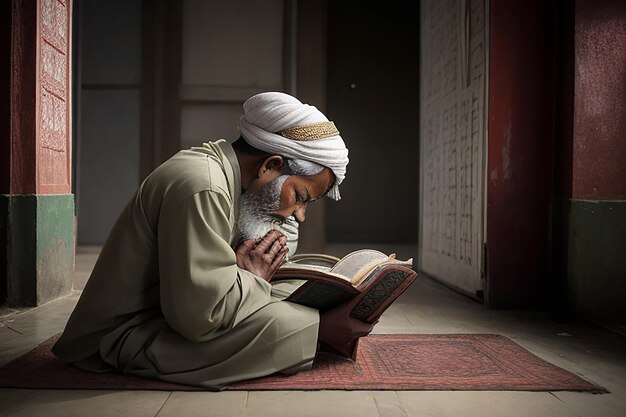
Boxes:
[238,92,349,200]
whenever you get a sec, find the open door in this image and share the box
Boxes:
[419,0,487,299]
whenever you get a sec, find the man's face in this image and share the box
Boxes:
[238,168,335,240]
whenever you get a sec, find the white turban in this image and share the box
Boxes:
[238,92,349,200]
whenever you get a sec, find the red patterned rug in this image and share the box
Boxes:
[0,334,606,392]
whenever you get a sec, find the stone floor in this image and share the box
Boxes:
[0,245,625,417]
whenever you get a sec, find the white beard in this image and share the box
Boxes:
[238,175,289,240]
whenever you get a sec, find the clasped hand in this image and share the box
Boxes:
[235,230,288,281]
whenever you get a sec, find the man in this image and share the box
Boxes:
[53,92,374,389]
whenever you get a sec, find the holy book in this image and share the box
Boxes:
[269,249,417,324]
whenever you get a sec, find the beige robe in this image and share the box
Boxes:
[53,140,319,389]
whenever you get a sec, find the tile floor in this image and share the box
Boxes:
[0,245,625,417]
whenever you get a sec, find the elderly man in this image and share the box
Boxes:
[53,92,374,389]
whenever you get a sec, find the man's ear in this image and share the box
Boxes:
[258,155,285,178]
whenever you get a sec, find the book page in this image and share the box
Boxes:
[280,263,333,273]
[288,254,340,268]
[330,249,389,278]
[277,262,353,282]
[277,250,411,285]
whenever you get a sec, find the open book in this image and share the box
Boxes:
[270,249,417,324]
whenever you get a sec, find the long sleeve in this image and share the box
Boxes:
[157,189,272,342]
[54,142,320,384]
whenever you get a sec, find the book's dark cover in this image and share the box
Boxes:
[272,264,417,323]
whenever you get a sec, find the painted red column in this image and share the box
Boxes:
[2,0,74,306]
[486,1,557,307]
[9,0,72,195]
[572,0,626,200]
[564,0,626,320]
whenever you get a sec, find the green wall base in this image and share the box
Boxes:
[567,199,626,321]
[1,194,75,307]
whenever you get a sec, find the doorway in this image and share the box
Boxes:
[325,1,420,248]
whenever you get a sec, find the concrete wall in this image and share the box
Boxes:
[75,0,141,244]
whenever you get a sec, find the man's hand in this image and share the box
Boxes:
[235,230,288,281]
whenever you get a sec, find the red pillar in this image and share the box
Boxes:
[1,0,74,306]
[564,0,626,319]
[572,0,626,200]
[8,0,72,195]
[486,1,557,307]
